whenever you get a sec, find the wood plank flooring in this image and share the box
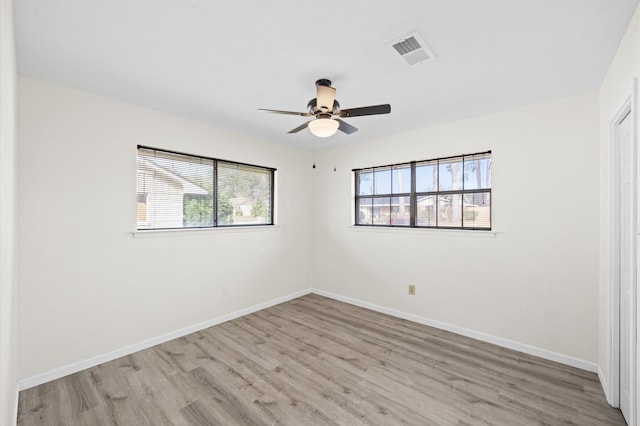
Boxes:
[18,294,626,425]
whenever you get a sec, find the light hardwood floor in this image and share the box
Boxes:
[18,294,626,425]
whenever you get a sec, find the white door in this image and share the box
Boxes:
[618,111,633,424]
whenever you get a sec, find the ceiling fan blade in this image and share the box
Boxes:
[339,104,391,118]
[336,119,358,135]
[287,121,311,134]
[316,85,336,113]
[258,108,312,117]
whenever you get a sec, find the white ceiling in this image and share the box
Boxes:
[14,0,640,150]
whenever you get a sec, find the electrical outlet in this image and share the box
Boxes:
[222,287,228,297]
[408,285,416,295]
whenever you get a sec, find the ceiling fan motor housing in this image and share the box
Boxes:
[307,98,340,116]
[315,78,332,87]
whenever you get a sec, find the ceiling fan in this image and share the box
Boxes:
[259,79,391,138]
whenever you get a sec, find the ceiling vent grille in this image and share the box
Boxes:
[391,33,435,66]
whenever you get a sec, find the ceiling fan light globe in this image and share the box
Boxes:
[309,118,339,138]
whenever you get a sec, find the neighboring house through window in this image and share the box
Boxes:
[136,192,148,223]
[355,151,491,230]
[136,146,275,230]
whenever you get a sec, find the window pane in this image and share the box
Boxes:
[354,152,491,230]
[137,149,214,230]
[438,194,462,227]
[374,168,391,195]
[390,196,410,226]
[357,197,373,225]
[217,162,272,226]
[416,161,437,192]
[438,157,463,191]
[463,154,492,190]
[358,170,373,196]
[392,165,411,194]
[416,195,436,226]
[183,194,214,227]
[463,192,491,228]
[373,197,391,225]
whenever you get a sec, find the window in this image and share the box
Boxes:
[354,151,491,230]
[136,146,274,230]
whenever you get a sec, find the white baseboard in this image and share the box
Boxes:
[311,289,599,373]
[13,384,19,426]
[18,289,312,391]
[20,287,601,392]
[598,365,612,405]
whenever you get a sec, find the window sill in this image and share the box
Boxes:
[350,225,497,238]
[132,225,279,239]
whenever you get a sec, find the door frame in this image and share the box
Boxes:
[608,77,637,426]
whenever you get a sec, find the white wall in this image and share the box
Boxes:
[598,2,640,412]
[0,0,18,423]
[312,92,600,364]
[17,77,313,380]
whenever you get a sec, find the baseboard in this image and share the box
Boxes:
[18,289,312,391]
[598,365,612,405]
[311,289,599,373]
[19,287,601,391]
[13,384,19,426]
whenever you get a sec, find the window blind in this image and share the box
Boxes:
[136,147,274,230]
[354,151,491,230]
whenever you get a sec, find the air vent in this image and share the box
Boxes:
[392,36,421,56]
[391,33,435,66]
